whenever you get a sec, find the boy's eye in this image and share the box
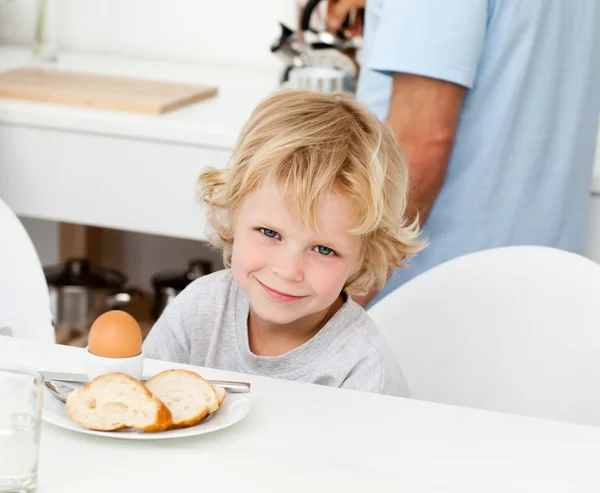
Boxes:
[314,245,335,256]
[259,228,280,239]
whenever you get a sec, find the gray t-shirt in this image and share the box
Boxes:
[143,269,408,397]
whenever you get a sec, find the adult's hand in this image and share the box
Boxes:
[326,0,366,32]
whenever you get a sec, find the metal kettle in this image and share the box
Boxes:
[271,0,364,93]
[44,258,143,334]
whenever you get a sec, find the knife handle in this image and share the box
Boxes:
[209,380,251,393]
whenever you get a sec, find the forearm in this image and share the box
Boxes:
[391,137,452,228]
[386,73,465,228]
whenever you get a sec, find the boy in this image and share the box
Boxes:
[143,90,424,397]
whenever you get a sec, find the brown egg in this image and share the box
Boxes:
[88,310,142,358]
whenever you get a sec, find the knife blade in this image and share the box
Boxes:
[40,370,250,393]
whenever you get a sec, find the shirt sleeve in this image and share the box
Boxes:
[367,0,488,88]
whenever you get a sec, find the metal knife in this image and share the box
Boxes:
[40,370,251,393]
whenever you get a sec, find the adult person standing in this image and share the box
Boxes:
[328,0,600,308]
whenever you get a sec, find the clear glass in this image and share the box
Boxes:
[0,367,43,493]
[32,0,59,62]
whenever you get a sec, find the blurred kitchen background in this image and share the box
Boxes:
[0,0,598,345]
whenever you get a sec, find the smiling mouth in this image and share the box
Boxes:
[256,280,307,302]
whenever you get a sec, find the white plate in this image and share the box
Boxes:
[42,383,250,440]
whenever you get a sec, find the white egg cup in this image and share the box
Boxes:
[85,348,145,382]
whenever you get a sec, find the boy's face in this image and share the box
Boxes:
[230,183,362,326]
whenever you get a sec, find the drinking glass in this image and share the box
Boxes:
[0,366,43,493]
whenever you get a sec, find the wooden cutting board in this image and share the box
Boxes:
[0,67,218,114]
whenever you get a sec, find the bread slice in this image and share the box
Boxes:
[65,373,172,432]
[214,384,226,409]
[145,370,218,429]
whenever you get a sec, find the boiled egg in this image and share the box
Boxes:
[87,310,142,358]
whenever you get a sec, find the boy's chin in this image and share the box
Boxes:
[250,301,309,326]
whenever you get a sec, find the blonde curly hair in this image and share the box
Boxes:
[197,89,425,295]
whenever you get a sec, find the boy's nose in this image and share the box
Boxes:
[271,251,304,283]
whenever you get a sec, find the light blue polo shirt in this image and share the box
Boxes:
[357,0,600,306]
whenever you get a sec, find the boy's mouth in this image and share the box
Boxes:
[256,279,307,303]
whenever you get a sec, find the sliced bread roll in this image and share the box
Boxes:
[66,373,172,432]
[214,384,226,408]
[145,370,218,428]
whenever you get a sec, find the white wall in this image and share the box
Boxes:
[0,0,297,70]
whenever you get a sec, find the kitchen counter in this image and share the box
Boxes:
[0,45,280,150]
[0,45,281,240]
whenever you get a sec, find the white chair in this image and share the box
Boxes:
[368,245,600,427]
[0,198,55,344]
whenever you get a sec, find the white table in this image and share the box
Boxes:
[2,336,600,492]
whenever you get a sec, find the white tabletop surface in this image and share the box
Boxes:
[2,336,600,493]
